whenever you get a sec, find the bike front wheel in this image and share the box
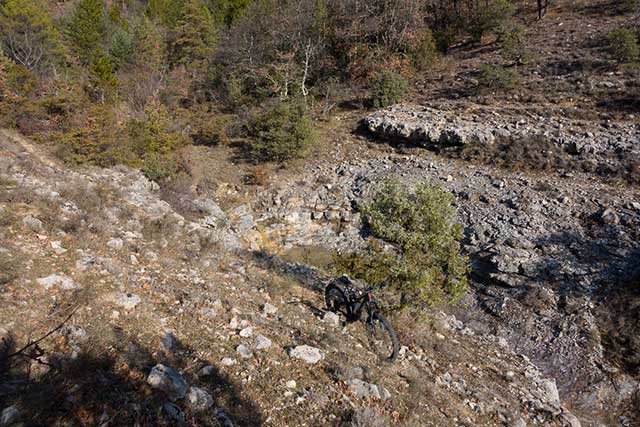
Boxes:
[366,312,399,362]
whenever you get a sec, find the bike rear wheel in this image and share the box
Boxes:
[325,283,349,317]
[366,312,399,362]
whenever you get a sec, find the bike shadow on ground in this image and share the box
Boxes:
[245,249,329,294]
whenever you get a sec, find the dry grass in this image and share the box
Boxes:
[447,135,640,185]
[0,252,18,287]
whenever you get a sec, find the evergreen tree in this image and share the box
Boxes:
[66,0,107,62]
[172,0,216,67]
[110,28,134,68]
[146,0,184,28]
[0,0,61,71]
[210,0,252,27]
[88,48,118,102]
[132,16,165,68]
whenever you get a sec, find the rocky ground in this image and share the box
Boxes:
[250,108,640,427]
[2,2,640,424]
[0,127,591,427]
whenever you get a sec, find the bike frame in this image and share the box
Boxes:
[347,288,378,322]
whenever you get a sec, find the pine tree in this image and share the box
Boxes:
[0,0,61,71]
[132,16,165,68]
[211,0,252,27]
[66,0,107,63]
[146,0,184,28]
[110,28,134,69]
[88,48,118,102]
[172,0,216,67]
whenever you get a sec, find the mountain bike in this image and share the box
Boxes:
[324,275,399,362]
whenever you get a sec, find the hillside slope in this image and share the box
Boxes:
[0,129,584,426]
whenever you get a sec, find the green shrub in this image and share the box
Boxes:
[335,179,468,314]
[618,0,639,13]
[609,28,640,62]
[478,63,518,90]
[467,0,515,42]
[184,108,231,145]
[248,101,315,162]
[52,105,121,166]
[142,152,182,181]
[0,252,18,286]
[410,29,438,70]
[496,22,527,63]
[131,16,165,68]
[433,26,458,53]
[171,0,217,67]
[129,102,188,149]
[370,70,408,108]
[146,0,183,28]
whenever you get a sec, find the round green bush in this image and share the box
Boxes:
[335,179,469,314]
[609,28,640,62]
[248,101,315,162]
[370,71,408,108]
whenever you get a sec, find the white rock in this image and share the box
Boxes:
[199,308,217,318]
[262,303,278,315]
[228,317,239,329]
[347,379,391,401]
[255,335,272,350]
[162,402,185,424]
[186,386,214,412]
[147,364,188,401]
[113,292,141,310]
[36,274,77,290]
[286,380,297,389]
[322,311,340,327]
[107,238,124,250]
[239,327,253,338]
[504,371,515,382]
[540,379,560,407]
[236,344,253,359]
[0,405,20,426]
[221,357,236,366]
[50,241,67,255]
[289,345,323,364]
[198,365,215,377]
[22,215,43,232]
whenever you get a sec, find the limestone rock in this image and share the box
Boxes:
[186,387,214,412]
[347,379,391,401]
[113,292,141,310]
[147,364,188,401]
[36,274,77,290]
[289,345,323,364]
[255,335,272,350]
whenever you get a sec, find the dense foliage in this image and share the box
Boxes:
[336,179,469,314]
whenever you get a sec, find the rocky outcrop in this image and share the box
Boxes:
[362,104,640,163]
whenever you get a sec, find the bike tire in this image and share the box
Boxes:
[325,283,349,317]
[367,312,399,362]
